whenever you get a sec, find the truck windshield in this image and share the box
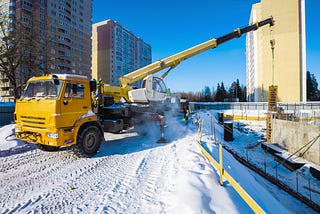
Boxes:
[21,80,63,99]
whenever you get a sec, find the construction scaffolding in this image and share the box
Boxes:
[266,85,278,142]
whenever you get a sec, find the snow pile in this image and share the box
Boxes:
[0,124,35,157]
[0,124,17,150]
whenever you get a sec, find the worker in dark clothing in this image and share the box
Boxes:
[183,101,190,122]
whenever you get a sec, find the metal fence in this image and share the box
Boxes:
[0,102,15,126]
[191,102,320,111]
[241,144,320,210]
[206,112,320,211]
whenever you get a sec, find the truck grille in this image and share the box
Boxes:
[21,115,46,129]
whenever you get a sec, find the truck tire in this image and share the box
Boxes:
[37,144,59,151]
[73,125,102,157]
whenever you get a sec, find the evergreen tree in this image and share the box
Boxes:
[307,71,319,101]
[235,79,243,101]
[240,85,247,102]
[215,83,221,101]
[220,82,227,101]
[228,79,246,102]
[211,86,216,101]
[201,86,212,102]
[229,80,240,100]
[215,82,227,102]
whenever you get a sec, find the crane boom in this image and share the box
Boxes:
[14,17,275,153]
[119,17,274,88]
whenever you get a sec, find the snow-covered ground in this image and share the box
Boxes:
[0,111,318,213]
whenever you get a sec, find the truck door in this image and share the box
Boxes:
[60,82,89,127]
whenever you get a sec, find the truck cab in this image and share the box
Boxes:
[15,74,104,157]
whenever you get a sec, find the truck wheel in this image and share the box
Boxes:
[73,126,102,157]
[37,144,59,151]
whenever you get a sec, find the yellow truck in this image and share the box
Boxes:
[14,17,274,157]
[14,74,103,157]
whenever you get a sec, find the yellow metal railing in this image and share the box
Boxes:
[223,114,266,121]
[194,115,265,213]
[195,141,265,213]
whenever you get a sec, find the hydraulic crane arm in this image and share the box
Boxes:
[119,16,274,88]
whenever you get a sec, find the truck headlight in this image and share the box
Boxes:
[48,132,59,139]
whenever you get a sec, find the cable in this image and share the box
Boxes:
[277,134,320,167]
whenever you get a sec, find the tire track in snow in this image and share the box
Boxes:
[100,143,180,213]
[2,154,121,213]
[1,134,181,213]
[138,143,180,213]
[2,147,150,213]
[100,154,148,213]
[0,149,82,212]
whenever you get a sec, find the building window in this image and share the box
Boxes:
[23,0,33,8]
[40,22,45,29]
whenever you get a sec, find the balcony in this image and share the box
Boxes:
[1,78,9,83]
[21,2,33,13]
[1,86,12,91]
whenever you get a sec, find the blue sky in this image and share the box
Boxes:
[93,0,320,93]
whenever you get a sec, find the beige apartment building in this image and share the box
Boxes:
[92,20,151,87]
[246,0,306,102]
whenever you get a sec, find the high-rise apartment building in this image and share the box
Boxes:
[0,0,92,97]
[92,19,151,87]
[246,0,306,102]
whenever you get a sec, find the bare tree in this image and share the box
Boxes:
[0,15,22,98]
[0,15,49,99]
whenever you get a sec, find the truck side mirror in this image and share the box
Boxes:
[90,80,97,92]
